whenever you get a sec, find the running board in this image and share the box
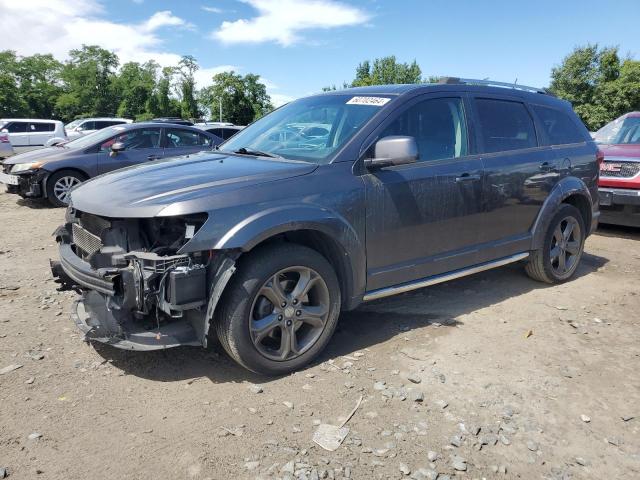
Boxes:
[363,252,530,302]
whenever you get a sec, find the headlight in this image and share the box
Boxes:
[11,162,43,173]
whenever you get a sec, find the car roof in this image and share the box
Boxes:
[0,118,63,123]
[318,82,569,108]
[74,117,132,122]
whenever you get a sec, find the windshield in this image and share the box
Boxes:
[65,119,82,129]
[62,125,129,150]
[594,115,640,145]
[219,94,391,163]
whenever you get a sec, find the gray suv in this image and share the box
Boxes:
[1,123,222,206]
[51,79,599,375]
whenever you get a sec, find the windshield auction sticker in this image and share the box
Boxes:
[346,96,391,106]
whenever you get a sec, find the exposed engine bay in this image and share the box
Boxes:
[51,208,236,350]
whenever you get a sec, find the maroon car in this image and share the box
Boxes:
[594,112,640,227]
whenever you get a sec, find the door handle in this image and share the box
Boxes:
[147,155,161,161]
[539,161,558,172]
[455,173,481,183]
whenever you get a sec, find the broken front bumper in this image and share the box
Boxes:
[2,169,46,198]
[71,291,201,351]
[52,224,212,351]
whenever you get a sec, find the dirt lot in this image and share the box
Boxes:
[1,189,639,480]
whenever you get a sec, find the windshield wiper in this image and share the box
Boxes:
[233,147,278,158]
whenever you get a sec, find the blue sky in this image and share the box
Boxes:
[2,0,639,106]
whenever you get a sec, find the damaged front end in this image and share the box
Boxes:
[51,208,236,350]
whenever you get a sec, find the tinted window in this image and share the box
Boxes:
[99,128,161,152]
[207,128,223,137]
[4,122,28,133]
[94,121,119,130]
[476,99,537,153]
[532,105,585,145]
[221,128,240,139]
[79,121,95,130]
[379,97,468,162]
[30,122,55,132]
[164,128,212,148]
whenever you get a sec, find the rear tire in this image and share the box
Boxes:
[216,243,341,375]
[46,170,86,207]
[525,204,585,283]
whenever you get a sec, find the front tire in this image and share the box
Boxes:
[216,243,341,375]
[525,204,585,283]
[46,170,86,207]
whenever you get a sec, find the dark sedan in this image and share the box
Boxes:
[0,123,222,206]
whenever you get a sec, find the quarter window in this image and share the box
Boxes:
[475,99,537,153]
[379,97,468,162]
[164,128,212,148]
[532,105,585,145]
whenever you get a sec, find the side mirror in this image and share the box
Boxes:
[1,129,8,133]
[364,136,418,169]
[110,142,125,155]
[76,127,83,132]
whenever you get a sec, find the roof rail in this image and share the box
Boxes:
[438,77,553,95]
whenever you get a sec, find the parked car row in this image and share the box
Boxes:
[35,79,603,375]
[0,123,224,206]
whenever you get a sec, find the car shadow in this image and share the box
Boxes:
[596,223,640,241]
[94,253,608,385]
[16,197,56,209]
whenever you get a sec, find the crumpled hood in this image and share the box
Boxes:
[70,151,317,218]
[2,146,72,166]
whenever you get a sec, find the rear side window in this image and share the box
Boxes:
[164,128,212,148]
[475,99,537,153]
[30,122,55,132]
[221,128,240,139]
[379,97,468,162]
[531,105,585,145]
[4,122,28,133]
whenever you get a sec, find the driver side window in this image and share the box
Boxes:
[379,97,468,162]
[99,128,162,152]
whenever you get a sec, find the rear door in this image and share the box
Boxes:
[96,127,163,174]
[162,127,216,157]
[28,122,56,145]
[2,121,29,147]
[363,93,486,291]
[470,95,554,253]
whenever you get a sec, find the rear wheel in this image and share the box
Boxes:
[216,243,341,375]
[525,204,585,283]
[46,170,86,207]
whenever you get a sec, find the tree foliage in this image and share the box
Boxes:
[0,47,272,124]
[550,44,640,130]
[199,71,273,125]
[351,56,423,87]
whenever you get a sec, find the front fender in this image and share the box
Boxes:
[530,176,596,250]
[214,205,365,308]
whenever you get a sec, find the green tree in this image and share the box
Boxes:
[351,56,422,87]
[15,54,63,118]
[199,71,273,125]
[115,60,158,120]
[0,51,28,117]
[55,45,119,120]
[550,44,640,130]
[177,55,199,120]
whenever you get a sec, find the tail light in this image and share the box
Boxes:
[0,134,9,143]
[596,149,605,166]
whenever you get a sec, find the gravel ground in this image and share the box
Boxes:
[1,189,639,480]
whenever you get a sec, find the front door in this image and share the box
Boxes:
[363,94,486,291]
[97,127,164,174]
